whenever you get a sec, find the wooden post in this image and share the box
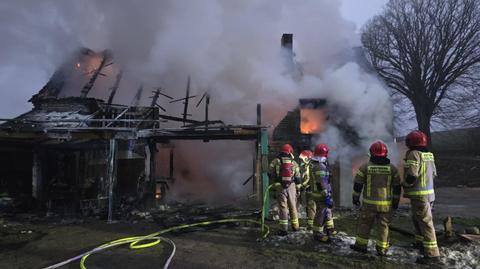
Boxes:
[254,104,263,203]
[260,128,270,215]
[169,148,174,179]
[149,142,157,183]
[205,94,210,131]
[257,104,261,125]
[148,141,158,206]
[107,139,118,223]
[32,148,45,204]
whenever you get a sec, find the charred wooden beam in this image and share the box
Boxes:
[158,114,200,124]
[107,139,118,223]
[183,76,191,125]
[107,70,123,105]
[257,104,261,125]
[205,94,210,132]
[80,50,112,98]
[131,84,144,107]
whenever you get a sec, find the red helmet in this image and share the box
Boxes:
[314,144,329,157]
[406,130,427,148]
[299,150,313,161]
[369,141,388,157]
[281,144,294,154]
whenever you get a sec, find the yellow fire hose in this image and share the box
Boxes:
[43,183,278,269]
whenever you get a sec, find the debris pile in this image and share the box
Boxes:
[440,242,480,269]
[150,203,259,228]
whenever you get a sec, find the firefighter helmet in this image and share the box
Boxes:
[369,141,388,157]
[281,144,294,154]
[314,144,329,157]
[299,150,313,161]
[405,130,428,148]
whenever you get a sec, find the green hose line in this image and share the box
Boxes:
[78,218,270,269]
[261,183,280,237]
[46,184,276,269]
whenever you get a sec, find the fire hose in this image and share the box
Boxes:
[42,183,277,269]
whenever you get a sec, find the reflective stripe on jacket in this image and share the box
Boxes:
[403,150,436,201]
[307,159,330,201]
[354,162,401,212]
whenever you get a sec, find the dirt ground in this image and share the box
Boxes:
[1,187,479,269]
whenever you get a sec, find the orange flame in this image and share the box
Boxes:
[300,108,327,134]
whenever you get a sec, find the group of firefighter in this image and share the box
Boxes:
[268,130,441,265]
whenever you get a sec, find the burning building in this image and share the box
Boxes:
[271,34,394,207]
[0,48,269,219]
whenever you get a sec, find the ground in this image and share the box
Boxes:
[1,187,479,269]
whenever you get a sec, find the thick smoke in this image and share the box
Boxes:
[0,0,392,202]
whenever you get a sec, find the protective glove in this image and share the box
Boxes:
[405,175,417,185]
[325,195,334,209]
[281,180,291,188]
[296,184,302,196]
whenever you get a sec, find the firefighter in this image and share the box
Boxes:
[403,131,441,264]
[269,144,301,236]
[309,144,336,242]
[350,141,401,256]
[297,150,314,229]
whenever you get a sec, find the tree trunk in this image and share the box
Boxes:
[413,102,433,148]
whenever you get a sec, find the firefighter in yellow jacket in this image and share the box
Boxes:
[350,141,401,256]
[269,144,301,236]
[297,150,315,229]
[403,131,441,264]
[309,144,336,242]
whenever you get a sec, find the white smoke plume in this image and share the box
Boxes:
[0,0,393,202]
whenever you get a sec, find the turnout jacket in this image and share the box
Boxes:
[403,149,437,202]
[353,158,401,212]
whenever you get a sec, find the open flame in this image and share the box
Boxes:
[300,108,327,134]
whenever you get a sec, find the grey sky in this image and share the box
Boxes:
[340,0,388,32]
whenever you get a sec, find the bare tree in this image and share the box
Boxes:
[362,0,480,145]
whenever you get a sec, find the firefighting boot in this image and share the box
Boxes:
[313,233,331,243]
[350,244,368,254]
[326,228,337,236]
[410,242,424,255]
[276,230,288,237]
[415,256,442,265]
[307,220,314,231]
[376,249,390,257]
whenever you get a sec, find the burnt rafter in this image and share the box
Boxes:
[168,76,197,125]
[131,84,144,107]
[149,87,173,112]
[107,70,123,105]
[80,50,113,98]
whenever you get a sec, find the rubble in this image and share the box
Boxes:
[465,226,480,235]
[261,212,480,269]
[440,242,480,269]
